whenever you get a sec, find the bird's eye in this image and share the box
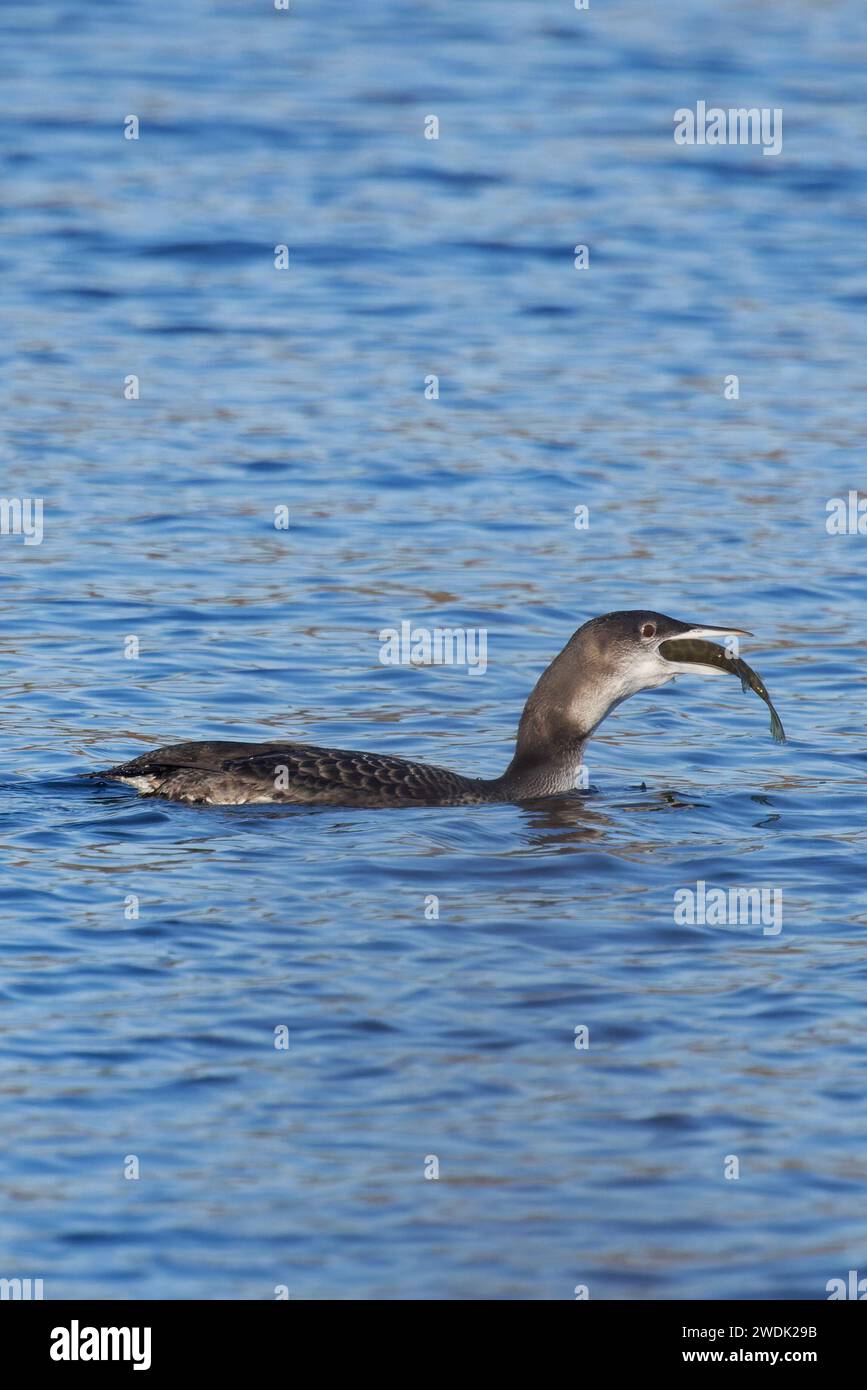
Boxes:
[641,622,656,639]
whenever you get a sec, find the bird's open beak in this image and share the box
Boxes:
[656,623,754,676]
[668,624,753,641]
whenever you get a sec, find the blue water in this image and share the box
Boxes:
[1,0,866,1300]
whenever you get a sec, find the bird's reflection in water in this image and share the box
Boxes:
[516,792,611,847]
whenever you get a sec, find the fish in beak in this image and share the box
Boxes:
[655,624,786,743]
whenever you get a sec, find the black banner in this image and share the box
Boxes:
[2,1299,863,1375]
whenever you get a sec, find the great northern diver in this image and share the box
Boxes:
[96,610,780,807]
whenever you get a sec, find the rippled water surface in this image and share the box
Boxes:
[1,0,866,1299]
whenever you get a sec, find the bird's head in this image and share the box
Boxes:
[576,610,753,706]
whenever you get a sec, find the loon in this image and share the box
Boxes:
[97,611,766,807]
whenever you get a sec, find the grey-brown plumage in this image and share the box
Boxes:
[96,610,772,807]
[103,739,493,807]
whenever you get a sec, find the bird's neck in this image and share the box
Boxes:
[497,734,588,798]
[496,637,623,798]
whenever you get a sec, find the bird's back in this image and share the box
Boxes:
[101,739,494,806]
